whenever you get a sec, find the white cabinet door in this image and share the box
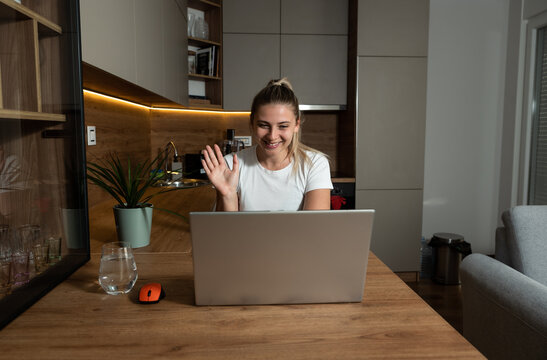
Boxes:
[356,189,422,272]
[223,0,280,34]
[135,0,164,97]
[223,0,348,107]
[80,0,188,105]
[281,35,347,105]
[80,0,136,83]
[223,34,280,111]
[162,0,188,105]
[358,0,429,57]
[356,57,426,189]
[281,0,348,35]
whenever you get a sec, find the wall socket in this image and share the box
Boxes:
[234,136,252,147]
[87,126,96,146]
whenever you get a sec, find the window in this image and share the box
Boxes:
[529,26,547,204]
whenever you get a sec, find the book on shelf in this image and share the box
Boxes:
[195,46,218,77]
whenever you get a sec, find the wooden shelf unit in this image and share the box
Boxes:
[188,0,222,109]
[0,0,66,122]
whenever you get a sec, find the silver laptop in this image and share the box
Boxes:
[190,210,375,306]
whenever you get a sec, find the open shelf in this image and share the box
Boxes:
[189,73,221,81]
[188,0,222,109]
[188,36,221,48]
[188,99,223,109]
[188,0,221,11]
[0,109,65,122]
[0,0,61,34]
[0,0,64,120]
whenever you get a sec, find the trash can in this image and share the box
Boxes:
[429,232,472,285]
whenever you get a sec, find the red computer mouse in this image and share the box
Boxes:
[138,283,165,304]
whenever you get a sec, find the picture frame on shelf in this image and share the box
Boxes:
[188,51,196,74]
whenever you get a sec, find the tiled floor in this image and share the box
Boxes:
[407,278,463,334]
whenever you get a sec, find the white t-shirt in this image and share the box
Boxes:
[224,146,333,211]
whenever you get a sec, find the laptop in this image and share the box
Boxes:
[189,210,375,306]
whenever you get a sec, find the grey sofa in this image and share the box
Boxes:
[460,205,547,359]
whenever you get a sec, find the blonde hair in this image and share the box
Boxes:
[250,78,325,174]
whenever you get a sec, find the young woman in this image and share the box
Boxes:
[201,78,333,211]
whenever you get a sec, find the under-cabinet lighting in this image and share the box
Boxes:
[83,89,150,110]
[82,89,251,115]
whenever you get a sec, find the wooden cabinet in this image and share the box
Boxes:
[223,0,348,110]
[0,0,89,328]
[80,0,188,105]
[187,0,223,109]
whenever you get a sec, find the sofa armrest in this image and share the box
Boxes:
[460,254,547,359]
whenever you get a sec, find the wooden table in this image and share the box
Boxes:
[0,186,484,359]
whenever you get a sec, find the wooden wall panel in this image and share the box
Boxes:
[83,92,151,206]
[300,112,338,176]
[149,110,250,158]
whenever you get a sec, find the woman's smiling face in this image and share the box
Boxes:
[252,104,300,159]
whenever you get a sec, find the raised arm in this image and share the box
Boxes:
[201,144,239,211]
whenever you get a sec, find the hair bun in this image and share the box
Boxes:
[269,77,293,90]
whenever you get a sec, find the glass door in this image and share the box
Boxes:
[0,0,89,329]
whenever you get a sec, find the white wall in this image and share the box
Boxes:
[422,0,510,254]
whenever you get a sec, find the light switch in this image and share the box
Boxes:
[87,126,96,146]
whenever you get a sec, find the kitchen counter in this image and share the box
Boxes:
[0,185,483,359]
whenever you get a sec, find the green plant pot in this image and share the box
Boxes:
[113,204,153,248]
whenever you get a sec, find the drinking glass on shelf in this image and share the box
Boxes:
[47,236,61,265]
[193,17,209,40]
[11,251,29,287]
[0,225,11,297]
[12,224,40,285]
[188,13,195,37]
[0,257,10,298]
[98,242,138,295]
[34,241,49,273]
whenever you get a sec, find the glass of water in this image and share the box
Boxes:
[98,242,138,295]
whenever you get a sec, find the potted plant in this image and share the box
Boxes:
[87,151,184,248]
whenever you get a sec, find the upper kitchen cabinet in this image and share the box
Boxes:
[358,0,428,57]
[80,0,136,85]
[281,0,348,35]
[223,0,348,110]
[281,35,347,105]
[223,34,279,111]
[223,0,279,34]
[80,0,188,106]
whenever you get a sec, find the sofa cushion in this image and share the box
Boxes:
[502,205,547,286]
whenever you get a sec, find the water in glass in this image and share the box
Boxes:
[98,242,138,295]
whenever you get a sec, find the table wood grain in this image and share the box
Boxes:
[0,185,484,359]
